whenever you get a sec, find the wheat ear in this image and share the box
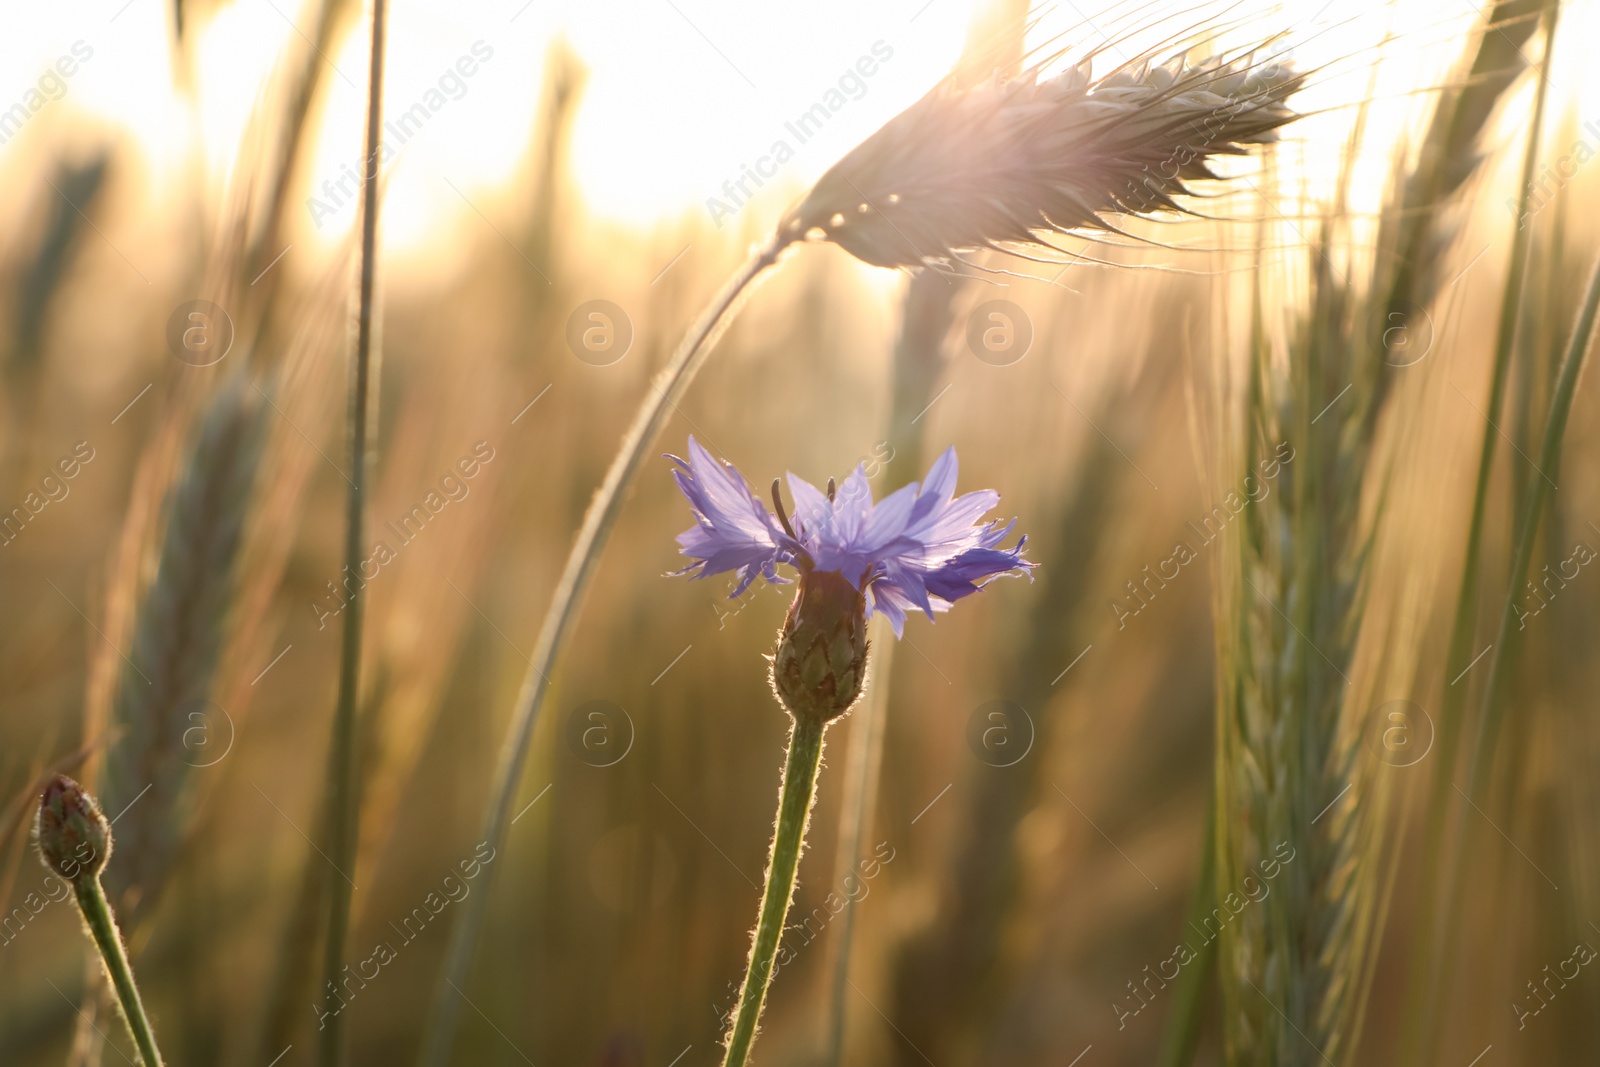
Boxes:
[784,47,1299,270]
[101,374,266,925]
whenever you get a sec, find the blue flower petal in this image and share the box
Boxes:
[667,437,798,596]
[669,440,1032,635]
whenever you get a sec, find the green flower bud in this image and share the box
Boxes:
[36,774,110,883]
[771,568,869,723]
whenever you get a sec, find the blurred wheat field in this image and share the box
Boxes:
[2,0,1600,1065]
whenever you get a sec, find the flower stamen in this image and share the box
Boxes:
[771,478,798,539]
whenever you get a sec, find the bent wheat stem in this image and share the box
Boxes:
[420,237,787,1067]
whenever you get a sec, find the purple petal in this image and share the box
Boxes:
[667,437,799,594]
[668,440,1032,637]
[786,472,834,545]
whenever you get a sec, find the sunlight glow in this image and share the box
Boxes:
[561,1,976,230]
[4,0,1598,281]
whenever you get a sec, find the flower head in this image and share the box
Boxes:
[667,438,1033,637]
[36,774,110,883]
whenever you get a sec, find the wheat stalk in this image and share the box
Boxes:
[318,1,388,1062]
[1208,7,1556,1060]
[1402,2,1557,1057]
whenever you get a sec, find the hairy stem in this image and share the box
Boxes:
[75,875,164,1067]
[319,1,387,1063]
[420,237,789,1067]
[724,715,827,1067]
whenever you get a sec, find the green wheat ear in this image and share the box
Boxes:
[1210,3,1552,1060]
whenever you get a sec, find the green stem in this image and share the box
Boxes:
[1414,249,1600,1064]
[723,715,827,1067]
[420,238,788,1067]
[1405,8,1555,1058]
[1466,250,1600,797]
[320,1,387,1063]
[74,875,164,1067]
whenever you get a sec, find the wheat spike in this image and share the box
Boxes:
[1208,5,1554,1059]
[782,48,1300,269]
[101,373,267,924]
